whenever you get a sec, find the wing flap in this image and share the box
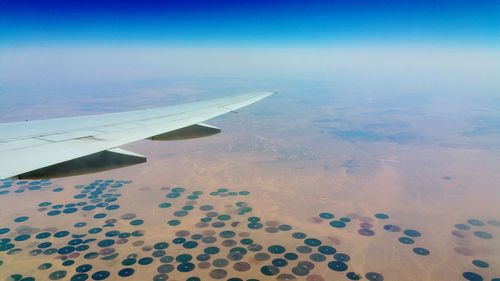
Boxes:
[149,123,221,141]
[0,138,51,152]
[37,130,101,142]
[17,147,147,179]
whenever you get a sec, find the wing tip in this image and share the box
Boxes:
[260,91,276,97]
[251,91,275,101]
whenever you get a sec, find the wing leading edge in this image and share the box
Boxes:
[0,92,273,179]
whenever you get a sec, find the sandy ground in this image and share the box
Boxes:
[0,89,499,280]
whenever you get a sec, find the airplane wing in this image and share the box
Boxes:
[0,92,273,179]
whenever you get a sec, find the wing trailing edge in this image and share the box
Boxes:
[17,148,146,179]
[149,123,221,141]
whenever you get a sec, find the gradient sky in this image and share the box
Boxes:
[1,0,499,47]
[1,0,499,104]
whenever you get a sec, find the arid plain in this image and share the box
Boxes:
[0,82,499,281]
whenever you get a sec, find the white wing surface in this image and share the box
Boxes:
[0,92,273,179]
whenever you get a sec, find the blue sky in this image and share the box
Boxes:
[1,0,499,47]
